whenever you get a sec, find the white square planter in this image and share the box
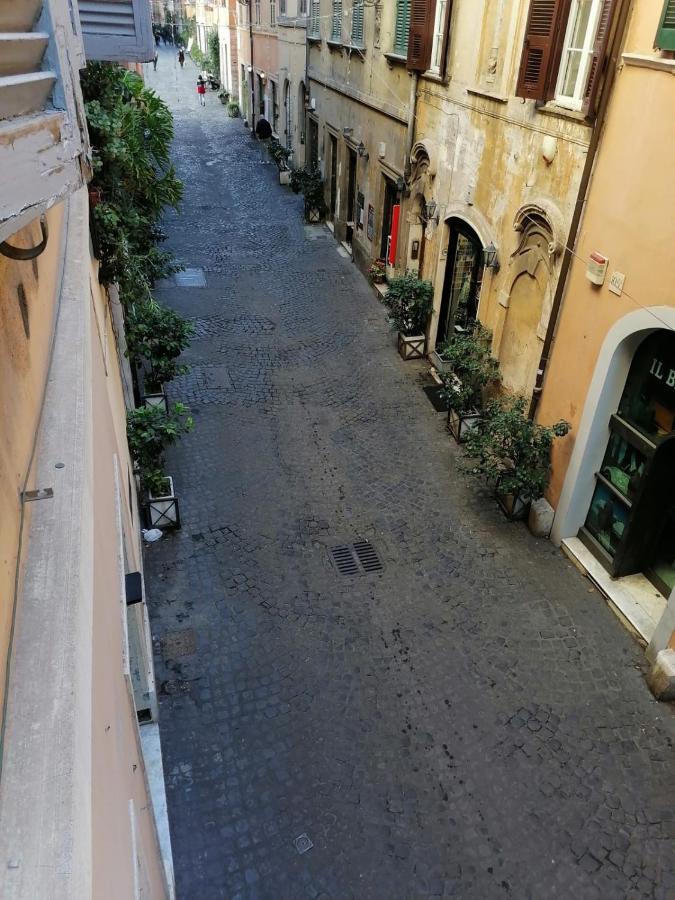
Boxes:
[429,350,454,374]
[279,169,291,185]
[447,407,481,443]
[398,332,425,360]
[142,387,168,414]
[147,476,181,529]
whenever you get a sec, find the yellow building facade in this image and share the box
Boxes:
[537,0,675,663]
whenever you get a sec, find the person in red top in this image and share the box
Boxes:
[197,76,206,107]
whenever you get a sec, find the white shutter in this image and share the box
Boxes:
[77,0,154,62]
[0,0,87,243]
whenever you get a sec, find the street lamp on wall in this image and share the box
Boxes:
[483,241,500,272]
[356,140,369,161]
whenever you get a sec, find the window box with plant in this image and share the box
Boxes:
[464,396,570,521]
[127,403,194,529]
[436,324,500,443]
[382,274,433,360]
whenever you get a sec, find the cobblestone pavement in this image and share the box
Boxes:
[143,51,675,900]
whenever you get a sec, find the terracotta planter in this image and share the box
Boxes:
[398,332,426,360]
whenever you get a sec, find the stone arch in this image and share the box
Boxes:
[496,207,559,396]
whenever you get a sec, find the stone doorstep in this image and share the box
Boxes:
[561,537,667,645]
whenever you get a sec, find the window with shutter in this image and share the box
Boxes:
[407,0,435,71]
[515,0,566,100]
[351,0,364,46]
[429,0,452,75]
[77,0,153,62]
[582,0,615,114]
[1,0,86,242]
[309,0,320,36]
[655,0,675,50]
[331,0,342,40]
[394,0,410,55]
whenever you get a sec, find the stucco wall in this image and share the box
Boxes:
[406,0,593,398]
[0,203,65,717]
[537,0,675,508]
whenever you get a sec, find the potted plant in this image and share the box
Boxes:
[267,137,293,183]
[382,274,433,360]
[227,100,240,118]
[125,300,194,406]
[368,258,387,284]
[437,325,500,442]
[464,396,570,520]
[218,90,230,105]
[127,402,194,529]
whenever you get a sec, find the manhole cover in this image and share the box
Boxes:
[161,628,196,659]
[329,541,383,576]
[293,833,314,855]
[175,268,206,287]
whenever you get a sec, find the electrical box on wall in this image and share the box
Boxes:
[586,252,608,286]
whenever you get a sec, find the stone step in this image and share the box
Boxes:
[0,0,42,33]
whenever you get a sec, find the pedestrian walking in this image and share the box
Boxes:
[153,51,158,71]
[178,49,185,68]
[197,76,206,107]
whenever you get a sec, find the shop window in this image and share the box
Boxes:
[436,222,483,345]
[516,0,616,115]
[580,332,675,592]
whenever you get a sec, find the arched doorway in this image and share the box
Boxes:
[297,81,306,167]
[436,219,484,344]
[580,330,675,595]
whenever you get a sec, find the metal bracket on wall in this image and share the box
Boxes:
[21,488,54,502]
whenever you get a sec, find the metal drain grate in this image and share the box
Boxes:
[329,541,383,576]
[175,268,206,287]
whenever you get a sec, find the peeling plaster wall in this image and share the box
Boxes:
[406,0,593,399]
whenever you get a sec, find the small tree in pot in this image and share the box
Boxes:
[127,402,194,528]
[125,300,194,403]
[437,324,500,442]
[382,274,433,360]
[464,396,570,520]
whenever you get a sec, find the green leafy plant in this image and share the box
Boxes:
[382,274,433,336]
[438,324,500,414]
[228,100,240,118]
[125,301,194,387]
[190,45,206,69]
[464,396,570,500]
[267,137,292,169]
[287,166,327,219]
[208,30,220,74]
[127,402,194,495]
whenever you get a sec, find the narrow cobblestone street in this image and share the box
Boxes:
[144,51,675,900]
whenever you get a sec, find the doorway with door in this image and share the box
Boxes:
[345,147,357,247]
[580,330,675,596]
[380,177,399,266]
[436,220,484,345]
[329,134,338,222]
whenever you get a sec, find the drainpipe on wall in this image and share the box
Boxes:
[528,0,633,421]
[404,71,419,182]
[249,1,256,134]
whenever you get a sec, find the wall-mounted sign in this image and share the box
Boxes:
[367,204,375,242]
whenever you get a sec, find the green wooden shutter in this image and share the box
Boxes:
[310,0,320,36]
[351,0,364,45]
[656,0,675,50]
[394,0,410,54]
[331,0,342,40]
